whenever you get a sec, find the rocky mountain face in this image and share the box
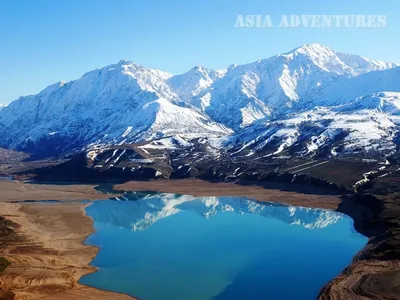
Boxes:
[0,44,399,162]
[228,91,400,159]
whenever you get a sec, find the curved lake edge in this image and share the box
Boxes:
[0,200,136,300]
[107,179,399,300]
[80,192,367,300]
[0,179,397,300]
[81,202,139,300]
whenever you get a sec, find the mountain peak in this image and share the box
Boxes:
[283,44,399,76]
[191,64,207,71]
[117,59,135,65]
[282,44,335,59]
[114,59,142,69]
[297,43,331,51]
[186,65,213,77]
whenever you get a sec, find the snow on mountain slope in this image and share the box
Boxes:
[138,135,194,150]
[167,65,226,108]
[228,92,400,158]
[336,52,398,75]
[0,44,398,158]
[314,67,400,106]
[0,61,230,156]
[170,44,398,129]
[87,192,342,231]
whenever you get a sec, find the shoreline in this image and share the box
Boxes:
[319,193,400,300]
[0,181,115,202]
[0,179,398,300]
[116,180,400,300]
[0,194,135,300]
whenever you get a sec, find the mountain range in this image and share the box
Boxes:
[1,44,399,160]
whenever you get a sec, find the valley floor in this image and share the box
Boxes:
[0,180,398,300]
[0,181,112,202]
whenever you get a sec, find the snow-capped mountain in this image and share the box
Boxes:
[167,65,226,103]
[335,52,398,75]
[314,66,400,106]
[169,44,398,129]
[0,60,230,156]
[227,63,400,158]
[86,192,342,231]
[228,92,400,158]
[0,44,398,158]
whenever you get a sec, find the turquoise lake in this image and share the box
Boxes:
[80,192,367,300]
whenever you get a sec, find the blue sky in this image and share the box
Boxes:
[1,0,399,104]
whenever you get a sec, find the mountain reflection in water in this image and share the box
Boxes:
[81,193,367,300]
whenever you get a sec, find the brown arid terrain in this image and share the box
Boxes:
[0,181,113,202]
[0,148,61,178]
[319,194,400,300]
[0,200,135,300]
[0,179,398,300]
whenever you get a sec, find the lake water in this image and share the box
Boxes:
[80,192,367,300]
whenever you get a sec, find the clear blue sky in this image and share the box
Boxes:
[1,0,399,104]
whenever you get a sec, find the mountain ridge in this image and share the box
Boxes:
[0,44,399,159]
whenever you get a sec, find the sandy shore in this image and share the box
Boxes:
[319,258,400,300]
[0,181,113,202]
[319,193,400,300]
[0,202,135,300]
